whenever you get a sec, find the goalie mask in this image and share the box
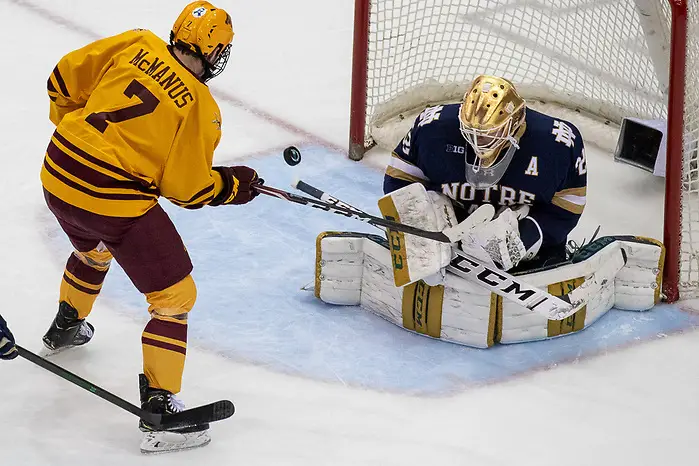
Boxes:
[171,1,234,82]
[459,75,526,188]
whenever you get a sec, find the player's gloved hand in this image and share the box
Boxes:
[0,314,18,360]
[210,166,263,206]
[461,208,527,271]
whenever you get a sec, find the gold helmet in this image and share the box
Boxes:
[459,75,526,166]
[171,1,234,81]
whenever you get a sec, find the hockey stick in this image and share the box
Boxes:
[16,345,234,429]
[291,179,583,320]
[254,184,476,244]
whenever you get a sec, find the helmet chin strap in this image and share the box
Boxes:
[465,135,521,189]
[472,154,483,173]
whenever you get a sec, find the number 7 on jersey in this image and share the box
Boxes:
[86,79,160,133]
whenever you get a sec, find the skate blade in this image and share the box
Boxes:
[40,331,93,357]
[38,344,74,358]
[140,430,211,454]
[39,338,87,357]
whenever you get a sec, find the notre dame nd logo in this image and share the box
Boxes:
[552,120,576,147]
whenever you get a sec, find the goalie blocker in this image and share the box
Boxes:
[313,232,664,347]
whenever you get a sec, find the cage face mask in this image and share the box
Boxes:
[459,75,526,187]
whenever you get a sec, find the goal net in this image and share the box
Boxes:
[349,0,699,301]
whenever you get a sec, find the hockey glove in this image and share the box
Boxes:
[0,314,18,360]
[210,166,263,206]
[461,208,527,271]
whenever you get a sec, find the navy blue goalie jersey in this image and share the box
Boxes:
[384,104,587,260]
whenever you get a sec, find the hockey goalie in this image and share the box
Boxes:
[313,75,665,347]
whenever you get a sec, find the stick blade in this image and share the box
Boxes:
[158,400,235,429]
[293,179,324,199]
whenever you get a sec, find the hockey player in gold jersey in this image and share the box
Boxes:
[41,1,254,453]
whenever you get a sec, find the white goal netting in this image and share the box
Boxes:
[359,0,699,298]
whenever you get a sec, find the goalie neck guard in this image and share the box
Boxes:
[170,1,234,82]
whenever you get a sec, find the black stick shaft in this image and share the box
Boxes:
[255,184,451,243]
[294,180,370,218]
[16,345,161,425]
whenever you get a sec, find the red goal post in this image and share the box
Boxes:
[348,0,696,302]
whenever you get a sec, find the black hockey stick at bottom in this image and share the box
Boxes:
[16,345,234,429]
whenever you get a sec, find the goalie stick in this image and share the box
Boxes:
[16,345,234,429]
[291,179,584,320]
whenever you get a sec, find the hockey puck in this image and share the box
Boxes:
[283,146,302,166]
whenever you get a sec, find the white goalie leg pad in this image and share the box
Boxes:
[378,183,458,287]
[500,241,625,343]
[359,238,493,347]
[315,232,494,347]
[358,239,406,327]
[315,232,369,305]
[315,233,664,348]
[440,272,495,348]
[499,237,664,344]
[615,238,664,310]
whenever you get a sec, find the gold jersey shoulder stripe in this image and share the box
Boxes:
[555,186,587,197]
[385,166,429,185]
[551,195,585,215]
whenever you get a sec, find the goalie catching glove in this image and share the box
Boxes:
[210,166,263,206]
[461,207,530,271]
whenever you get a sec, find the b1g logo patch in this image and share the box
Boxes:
[192,7,207,17]
[446,144,465,154]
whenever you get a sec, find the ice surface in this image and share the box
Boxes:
[2,1,699,465]
[39,146,699,395]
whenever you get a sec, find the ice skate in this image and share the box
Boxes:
[138,374,211,454]
[42,302,94,354]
